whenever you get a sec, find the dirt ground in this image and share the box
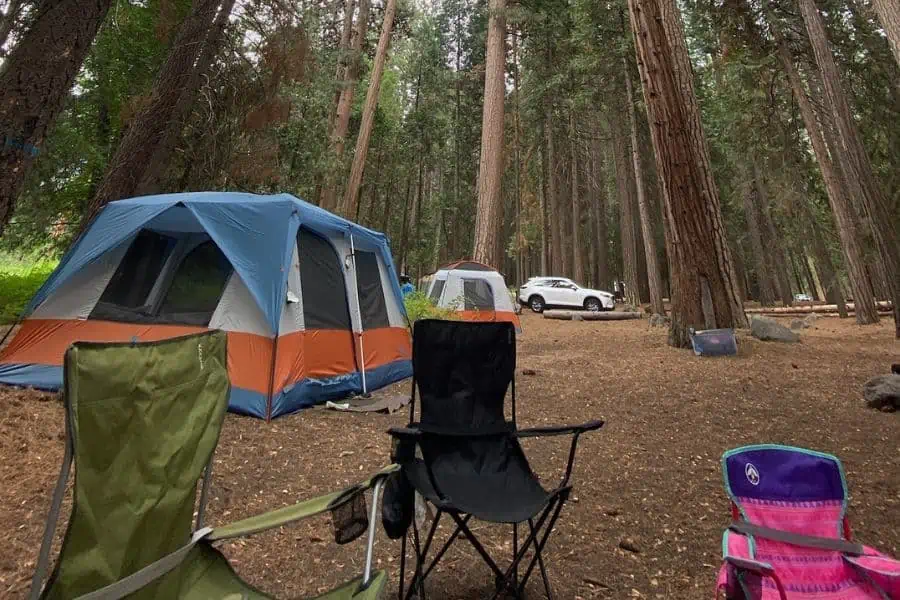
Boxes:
[1,314,898,599]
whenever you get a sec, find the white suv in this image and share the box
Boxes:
[518,277,616,313]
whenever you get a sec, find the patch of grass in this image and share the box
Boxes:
[0,256,57,324]
[403,291,459,327]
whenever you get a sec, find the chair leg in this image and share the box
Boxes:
[529,518,554,599]
[405,510,444,600]
[448,512,507,581]
[516,497,568,598]
[399,533,407,600]
[512,523,519,591]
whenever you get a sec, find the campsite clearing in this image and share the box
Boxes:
[1,313,898,599]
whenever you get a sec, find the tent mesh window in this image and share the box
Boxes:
[90,229,177,321]
[355,250,390,329]
[157,241,233,326]
[298,228,352,330]
[463,278,495,311]
[429,279,445,303]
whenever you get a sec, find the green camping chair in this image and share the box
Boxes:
[29,331,394,600]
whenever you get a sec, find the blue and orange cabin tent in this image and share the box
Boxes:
[0,192,412,419]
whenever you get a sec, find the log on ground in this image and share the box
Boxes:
[543,310,643,321]
[744,302,892,315]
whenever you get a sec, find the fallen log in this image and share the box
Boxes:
[744,301,892,315]
[543,310,643,321]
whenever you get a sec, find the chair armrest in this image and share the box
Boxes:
[208,464,398,541]
[75,527,213,600]
[725,557,787,600]
[387,426,423,439]
[516,419,604,438]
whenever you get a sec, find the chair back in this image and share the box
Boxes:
[723,445,848,539]
[411,319,515,432]
[42,331,229,600]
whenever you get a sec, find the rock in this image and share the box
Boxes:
[619,537,641,553]
[862,374,900,412]
[790,319,806,330]
[521,368,537,376]
[804,312,820,325]
[649,313,670,328]
[572,313,584,321]
[750,316,800,343]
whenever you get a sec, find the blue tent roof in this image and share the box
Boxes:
[29,192,405,333]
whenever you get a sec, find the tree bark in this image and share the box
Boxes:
[339,0,397,220]
[741,176,776,305]
[512,28,523,285]
[0,0,115,237]
[871,0,900,68]
[0,0,25,55]
[398,175,412,272]
[613,115,640,308]
[328,0,357,130]
[625,58,664,314]
[135,0,236,197]
[628,0,748,346]
[775,39,874,322]
[321,0,370,211]
[471,0,506,267]
[570,111,584,284]
[81,0,222,230]
[751,167,794,307]
[591,125,609,290]
[540,121,551,275]
[795,1,897,330]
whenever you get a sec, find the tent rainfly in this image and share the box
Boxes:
[425,261,521,331]
[0,192,412,419]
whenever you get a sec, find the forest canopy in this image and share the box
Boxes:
[0,0,898,344]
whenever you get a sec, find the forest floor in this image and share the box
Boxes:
[1,313,898,599]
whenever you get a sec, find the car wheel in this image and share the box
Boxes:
[529,295,545,313]
[584,297,601,312]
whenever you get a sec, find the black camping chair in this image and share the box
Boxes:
[388,319,603,599]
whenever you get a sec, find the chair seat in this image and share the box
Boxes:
[178,544,387,600]
[404,457,555,524]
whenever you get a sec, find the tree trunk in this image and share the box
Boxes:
[775,37,872,321]
[0,0,115,237]
[0,0,25,54]
[591,126,609,290]
[798,0,900,337]
[785,10,888,325]
[741,175,776,305]
[540,123,550,275]
[871,0,900,67]
[806,214,848,317]
[569,112,584,284]
[513,29,523,286]
[753,167,794,307]
[628,0,747,346]
[625,59,664,314]
[321,0,370,211]
[328,0,356,130]
[135,0,236,196]
[81,0,222,230]
[613,116,640,307]
[471,0,506,267]
[398,175,412,272]
[339,0,397,220]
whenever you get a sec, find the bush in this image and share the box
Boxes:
[403,291,458,326]
[0,256,57,324]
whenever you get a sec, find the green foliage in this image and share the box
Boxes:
[403,291,458,326]
[0,256,57,324]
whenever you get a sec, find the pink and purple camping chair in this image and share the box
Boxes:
[716,445,900,599]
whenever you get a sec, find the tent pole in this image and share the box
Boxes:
[349,232,368,395]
